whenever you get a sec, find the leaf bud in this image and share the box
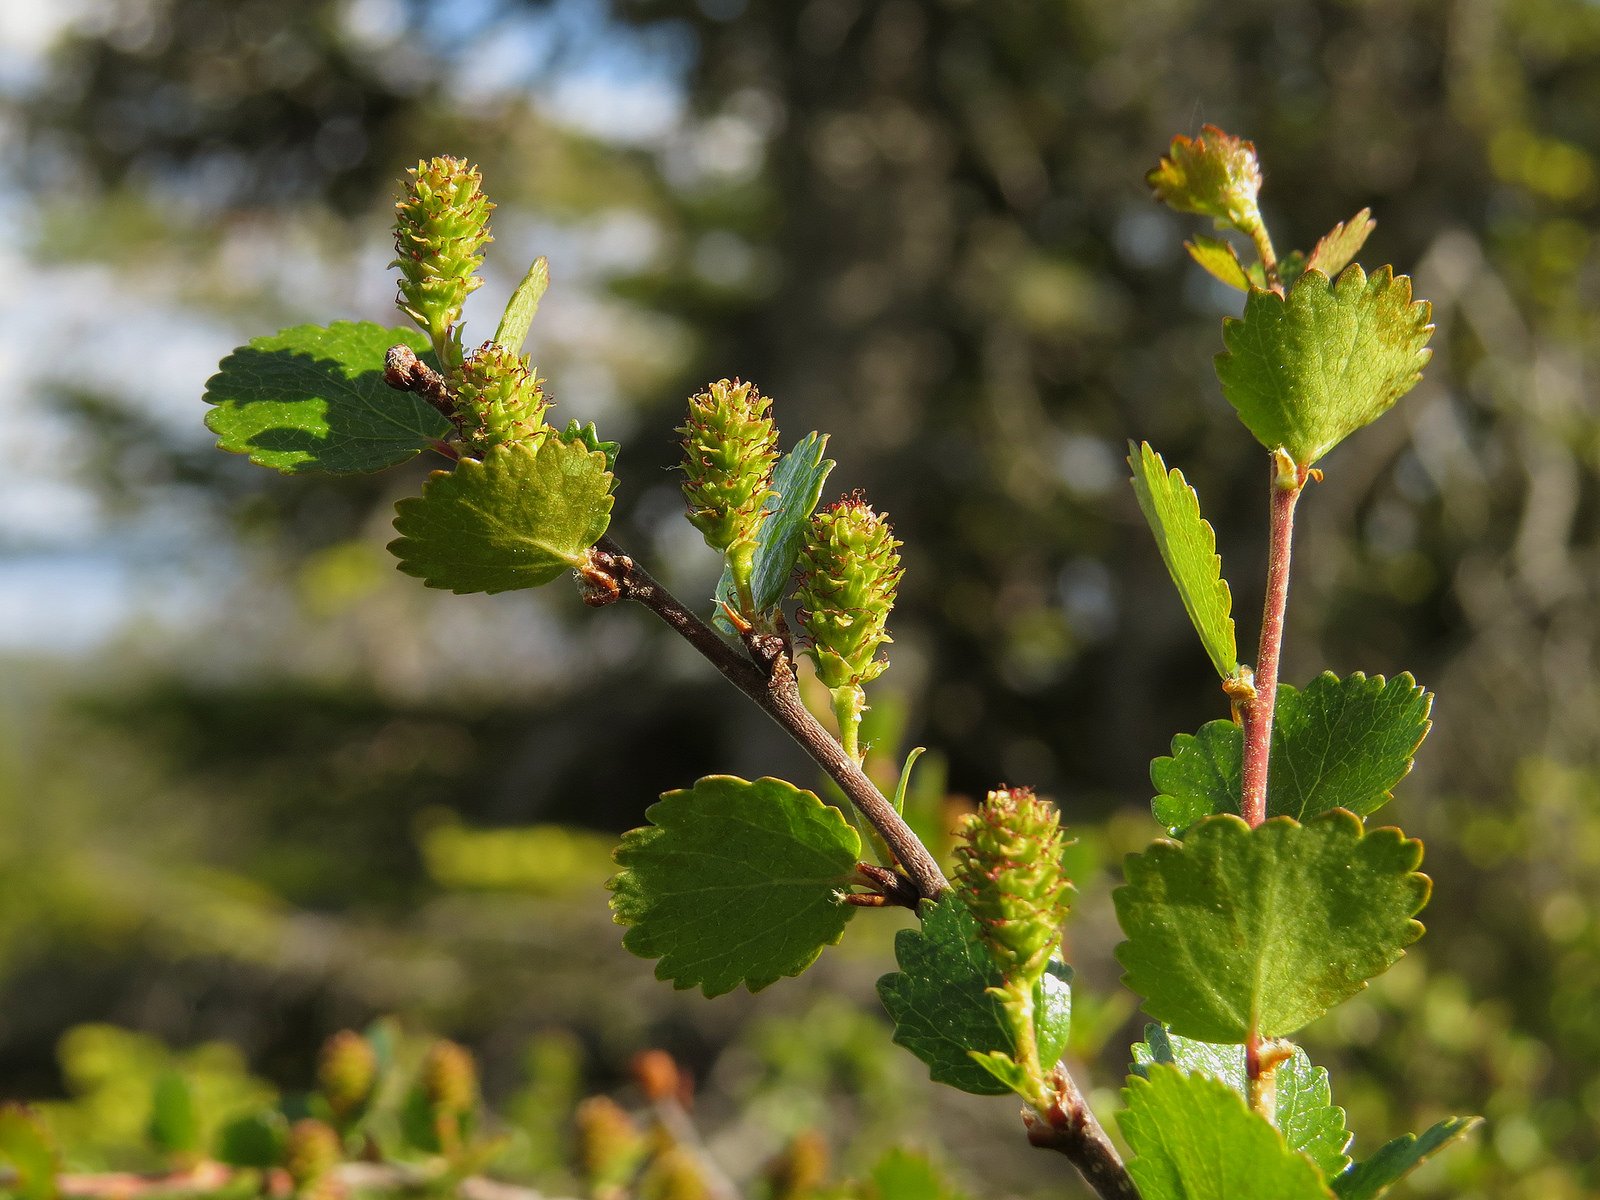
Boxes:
[316,1031,377,1124]
[794,493,903,691]
[284,1118,341,1192]
[419,1039,478,1118]
[638,1146,713,1200]
[677,379,779,577]
[454,341,550,451]
[393,156,494,359]
[575,1096,646,1189]
[1147,125,1263,232]
[953,786,1073,978]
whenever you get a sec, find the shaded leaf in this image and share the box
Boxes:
[1333,1117,1481,1200]
[205,322,451,473]
[1306,210,1376,278]
[1152,673,1431,830]
[1128,442,1237,678]
[714,432,835,629]
[1114,811,1429,1042]
[0,1105,59,1200]
[1214,265,1434,466]
[215,1110,289,1168]
[389,439,614,594]
[610,776,860,997]
[877,895,1071,1096]
[495,256,550,355]
[1132,1025,1351,1177]
[1119,1066,1335,1200]
[1186,235,1252,291]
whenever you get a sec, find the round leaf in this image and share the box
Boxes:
[1214,265,1433,467]
[609,776,862,997]
[1119,1066,1336,1200]
[204,322,451,473]
[1114,811,1429,1042]
[389,439,614,594]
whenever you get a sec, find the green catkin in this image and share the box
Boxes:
[393,156,494,365]
[953,786,1073,978]
[677,379,779,605]
[794,494,903,692]
[454,341,549,451]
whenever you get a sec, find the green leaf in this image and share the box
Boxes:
[609,776,861,997]
[0,1105,59,1200]
[1186,236,1252,292]
[1214,265,1433,467]
[389,439,614,594]
[1119,1066,1335,1200]
[1332,1117,1481,1200]
[215,1110,289,1169]
[1152,673,1432,830]
[1128,442,1237,678]
[148,1071,201,1156]
[205,322,452,474]
[1132,1025,1351,1177]
[495,256,550,355]
[867,1148,968,1200]
[1114,811,1429,1042]
[713,432,834,629]
[876,894,1072,1096]
[1306,210,1376,278]
[558,419,620,473]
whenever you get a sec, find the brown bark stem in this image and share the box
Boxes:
[1025,1067,1142,1200]
[1239,458,1304,829]
[581,537,950,903]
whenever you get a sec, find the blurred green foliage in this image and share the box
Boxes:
[7,0,1600,1194]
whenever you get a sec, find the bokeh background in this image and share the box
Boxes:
[3,0,1600,1195]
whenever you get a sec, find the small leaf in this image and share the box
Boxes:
[1119,1066,1335,1200]
[1132,1025,1351,1177]
[1214,265,1434,467]
[1114,811,1429,1043]
[216,1110,290,1168]
[609,776,861,997]
[558,419,620,473]
[1128,442,1237,678]
[389,439,614,594]
[148,1072,201,1156]
[205,322,451,474]
[1186,236,1252,292]
[1306,210,1376,278]
[1152,673,1432,830]
[876,894,1071,1096]
[495,256,550,355]
[968,1050,1030,1094]
[714,432,835,628]
[1332,1117,1481,1200]
[0,1105,59,1200]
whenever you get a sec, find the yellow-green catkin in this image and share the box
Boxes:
[454,341,549,451]
[316,1030,377,1126]
[393,156,494,365]
[638,1146,713,1200]
[765,1130,829,1200]
[285,1118,341,1196]
[677,379,779,606]
[575,1096,647,1191]
[420,1039,478,1118]
[952,786,1073,979]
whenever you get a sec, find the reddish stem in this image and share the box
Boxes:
[1240,458,1305,828]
